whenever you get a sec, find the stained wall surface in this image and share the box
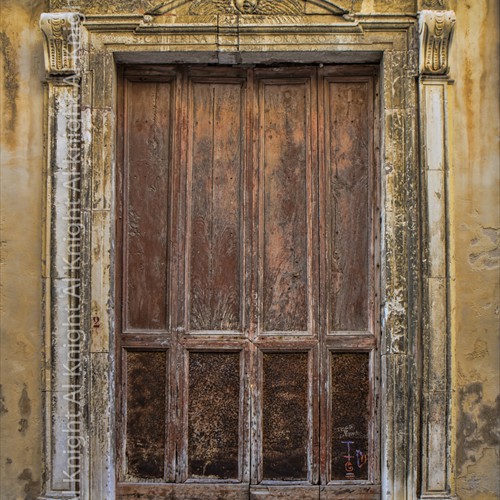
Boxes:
[448,1,500,498]
[0,0,498,499]
[0,1,47,499]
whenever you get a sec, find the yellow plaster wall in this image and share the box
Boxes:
[449,0,500,498]
[0,1,47,499]
[0,1,498,499]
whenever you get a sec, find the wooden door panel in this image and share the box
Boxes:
[125,349,168,481]
[258,77,312,334]
[323,79,372,333]
[318,71,378,488]
[117,65,379,497]
[330,352,370,481]
[261,352,309,481]
[188,78,246,332]
[188,351,241,479]
[124,80,174,332]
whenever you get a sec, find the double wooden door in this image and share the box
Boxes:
[116,65,379,498]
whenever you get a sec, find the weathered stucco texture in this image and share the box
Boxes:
[449,0,500,498]
[0,0,498,499]
[0,1,47,499]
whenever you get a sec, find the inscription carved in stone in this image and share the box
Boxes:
[419,10,456,76]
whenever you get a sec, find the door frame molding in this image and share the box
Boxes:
[38,7,456,499]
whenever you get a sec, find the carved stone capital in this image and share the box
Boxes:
[40,13,82,76]
[419,10,456,76]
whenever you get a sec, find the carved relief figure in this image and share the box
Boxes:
[189,0,303,15]
[147,0,350,16]
[233,0,259,14]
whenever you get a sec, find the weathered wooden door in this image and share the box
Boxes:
[116,65,379,499]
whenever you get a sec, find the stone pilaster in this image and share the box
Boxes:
[39,12,86,500]
[418,9,456,500]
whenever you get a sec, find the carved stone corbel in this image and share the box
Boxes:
[40,13,82,76]
[419,10,455,76]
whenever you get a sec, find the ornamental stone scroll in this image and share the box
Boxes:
[419,9,456,76]
[40,13,82,76]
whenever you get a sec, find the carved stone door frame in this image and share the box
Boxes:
[39,5,455,499]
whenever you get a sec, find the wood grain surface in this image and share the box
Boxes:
[116,65,379,498]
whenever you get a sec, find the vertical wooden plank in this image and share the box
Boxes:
[317,68,329,487]
[319,70,378,487]
[189,80,244,331]
[308,70,321,486]
[169,67,185,484]
[325,81,370,332]
[124,81,172,331]
[115,68,126,484]
[259,80,309,333]
[246,68,256,344]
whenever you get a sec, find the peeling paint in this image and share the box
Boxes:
[449,0,500,497]
[465,340,489,361]
[469,227,500,270]
[457,382,500,476]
